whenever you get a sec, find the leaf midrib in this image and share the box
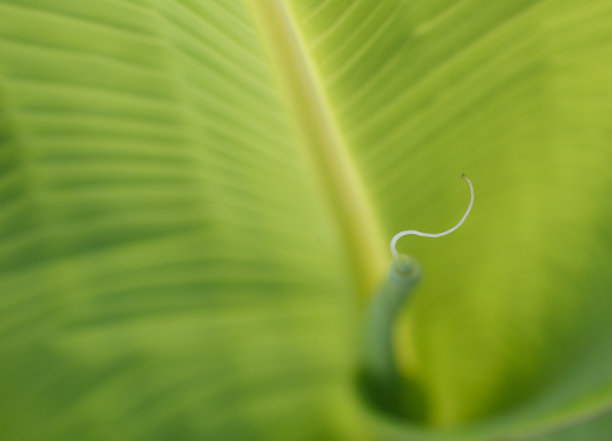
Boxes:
[247,0,387,299]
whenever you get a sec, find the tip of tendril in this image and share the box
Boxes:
[461,172,466,179]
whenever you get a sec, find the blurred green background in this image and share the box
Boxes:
[0,1,611,440]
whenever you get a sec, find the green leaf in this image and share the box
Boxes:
[0,1,611,440]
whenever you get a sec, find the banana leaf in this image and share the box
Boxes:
[0,1,611,440]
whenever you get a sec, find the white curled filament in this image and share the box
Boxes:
[390,174,474,259]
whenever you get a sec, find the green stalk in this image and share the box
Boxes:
[360,255,422,418]
[248,1,422,416]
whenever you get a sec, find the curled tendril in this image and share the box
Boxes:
[390,174,474,259]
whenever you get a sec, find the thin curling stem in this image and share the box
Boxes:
[390,174,474,259]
